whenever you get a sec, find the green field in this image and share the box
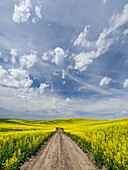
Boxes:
[0,118,128,169]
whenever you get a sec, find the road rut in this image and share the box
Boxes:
[20,129,99,170]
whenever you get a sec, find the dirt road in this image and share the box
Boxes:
[20,129,99,170]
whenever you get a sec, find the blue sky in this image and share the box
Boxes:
[0,0,128,119]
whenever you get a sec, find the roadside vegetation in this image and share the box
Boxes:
[64,119,128,169]
[0,119,56,169]
[0,118,127,169]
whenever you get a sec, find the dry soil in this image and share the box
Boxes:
[20,129,99,170]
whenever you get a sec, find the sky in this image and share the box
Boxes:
[0,0,128,120]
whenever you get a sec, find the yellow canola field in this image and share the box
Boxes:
[64,119,128,170]
[0,119,56,169]
[0,118,128,170]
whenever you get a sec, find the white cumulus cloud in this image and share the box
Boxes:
[62,69,65,79]
[74,25,91,48]
[63,81,66,85]
[20,54,37,69]
[66,98,71,103]
[39,83,49,94]
[42,52,50,61]
[0,67,33,88]
[35,6,42,19]
[74,52,95,72]
[43,47,67,65]
[13,0,31,23]
[32,18,36,23]
[52,47,67,65]
[10,49,17,64]
[99,77,112,87]
[53,72,59,76]
[123,79,128,88]
[73,4,128,72]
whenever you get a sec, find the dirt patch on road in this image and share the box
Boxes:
[20,129,102,170]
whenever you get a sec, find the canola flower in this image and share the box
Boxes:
[0,118,127,170]
[64,121,128,170]
[0,130,55,169]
